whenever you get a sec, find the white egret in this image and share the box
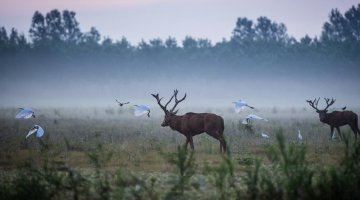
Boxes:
[134,105,151,117]
[242,114,268,124]
[261,132,270,138]
[115,99,130,107]
[15,107,35,119]
[298,130,303,140]
[26,125,44,139]
[332,131,336,139]
[232,100,254,113]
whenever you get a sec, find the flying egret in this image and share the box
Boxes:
[15,107,35,119]
[298,130,303,140]
[115,99,130,107]
[26,125,44,139]
[133,105,151,117]
[242,114,268,124]
[232,100,254,113]
[261,132,270,138]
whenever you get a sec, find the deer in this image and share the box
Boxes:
[151,90,227,153]
[306,98,360,140]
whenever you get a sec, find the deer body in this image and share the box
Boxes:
[307,98,360,140]
[152,90,226,153]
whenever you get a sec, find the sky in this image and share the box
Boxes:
[0,0,359,45]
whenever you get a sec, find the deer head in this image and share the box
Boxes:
[151,89,187,127]
[306,98,336,122]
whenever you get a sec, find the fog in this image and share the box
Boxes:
[1,60,359,110]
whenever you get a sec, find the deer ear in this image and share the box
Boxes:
[172,109,179,115]
[325,109,328,113]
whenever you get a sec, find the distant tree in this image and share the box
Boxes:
[165,37,178,49]
[182,36,198,49]
[232,17,255,41]
[62,10,82,44]
[0,27,9,48]
[149,38,165,50]
[300,35,312,46]
[29,11,47,45]
[197,38,212,48]
[321,4,360,42]
[254,16,288,43]
[45,9,63,42]
[81,27,100,44]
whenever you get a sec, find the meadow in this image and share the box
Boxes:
[0,106,359,199]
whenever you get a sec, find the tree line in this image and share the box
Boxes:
[0,4,359,65]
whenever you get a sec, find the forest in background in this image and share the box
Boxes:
[0,4,359,108]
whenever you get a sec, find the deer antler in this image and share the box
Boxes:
[323,98,336,110]
[170,89,186,114]
[151,93,167,113]
[306,98,320,111]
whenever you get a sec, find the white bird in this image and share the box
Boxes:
[133,105,151,117]
[26,125,44,139]
[15,107,35,119]
[232,100,254,113]
[298,130,303,140]
[332,131,336,139]
[261,132,270,138]
[242,114,268,124]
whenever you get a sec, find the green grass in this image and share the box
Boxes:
[0,107,359,199]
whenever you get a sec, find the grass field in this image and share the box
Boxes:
[0,106,359,199]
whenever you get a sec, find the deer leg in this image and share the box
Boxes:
[185,138,190,149]
[219,135,227,153]
[336,127,342,140]
[330,126,334,139]
[350,125,358,141]
[188,136,194,150]
[206,131,226,153]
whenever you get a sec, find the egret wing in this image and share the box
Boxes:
[26,128,37,139]
[16,109,33,119]
[36,126,44,137]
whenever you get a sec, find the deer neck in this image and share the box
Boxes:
[169,115,183,132]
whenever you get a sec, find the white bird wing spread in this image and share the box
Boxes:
[36,126,44,137]
[26,128,37,139]
[134,105,149,116]
[247,114,268,121]
[15,109,33,119]
[235,104,245,113]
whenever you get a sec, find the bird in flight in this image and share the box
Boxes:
[133,105,151,117]
[15,107,35,119]
[242,114,268,124]
[115,99,130,107]
[26,125,44,139]
[232,99,255,113]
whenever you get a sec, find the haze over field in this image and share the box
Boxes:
[0,2,359,109]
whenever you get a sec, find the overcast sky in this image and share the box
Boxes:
[0,0,358,45]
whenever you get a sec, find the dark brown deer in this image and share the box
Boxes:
[306,98,360,140]
[151,90,227,153]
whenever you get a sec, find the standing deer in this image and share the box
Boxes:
[306,98,360,140]
[151,90,227,153]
